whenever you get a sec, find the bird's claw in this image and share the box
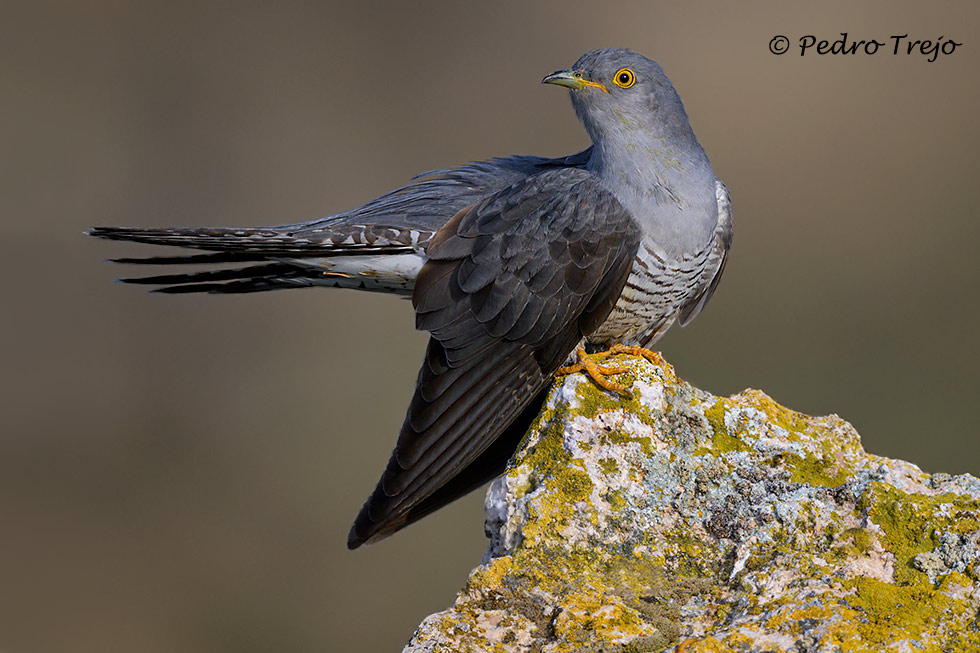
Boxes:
[555,346,633,394]
[605,343,666,367]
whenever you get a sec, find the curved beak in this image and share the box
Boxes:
[541,69,608,93]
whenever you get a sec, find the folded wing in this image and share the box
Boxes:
[349,167,641,547]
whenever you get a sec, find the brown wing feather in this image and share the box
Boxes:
[348,168,640,548]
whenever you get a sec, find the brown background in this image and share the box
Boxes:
[2,2,978,651]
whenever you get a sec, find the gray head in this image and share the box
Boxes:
[542,48,695,147]
[544,49,717,256]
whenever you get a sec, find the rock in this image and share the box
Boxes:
[402,354,980,652]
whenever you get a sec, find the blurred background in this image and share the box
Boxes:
[2,1,978,651]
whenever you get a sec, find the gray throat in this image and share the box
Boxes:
[587,135,717,260]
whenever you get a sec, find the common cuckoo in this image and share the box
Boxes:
[90,49,733,548]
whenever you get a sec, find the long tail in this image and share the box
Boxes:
[89,151,595,295]
[89,225,428,295]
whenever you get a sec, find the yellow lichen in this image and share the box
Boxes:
[781,452,850,488]
[865,482,980,584]
[845,575,953,640]
[840,527,875,556]
[694,399,750,455]
[739,389,813,439]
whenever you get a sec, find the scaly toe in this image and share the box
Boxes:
[608,344,665,366]
[555,347,631,394]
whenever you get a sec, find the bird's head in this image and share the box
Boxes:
[543,49,692,146]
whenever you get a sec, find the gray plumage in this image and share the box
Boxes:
[89,48,733,548]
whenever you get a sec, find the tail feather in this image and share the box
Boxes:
[88,224,421,255]
[111,251,267,266]
[123,262,331,294]
[119,263,299,286]
[90,223,427,295]
[151,275,315,294]
[90,226,324,253]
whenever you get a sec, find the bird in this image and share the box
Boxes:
[89,48,733,549]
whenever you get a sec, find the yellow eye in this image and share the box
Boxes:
[613,68,635,88]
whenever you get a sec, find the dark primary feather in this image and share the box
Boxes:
[346,386,551,547]
[348,167,641,548]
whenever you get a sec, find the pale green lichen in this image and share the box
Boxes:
[781,452,850,488]
[841,527,874,556]
[598,458,620,475]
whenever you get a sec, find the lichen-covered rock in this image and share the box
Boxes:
[403,354,980,652]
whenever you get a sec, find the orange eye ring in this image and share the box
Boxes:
[613,68,636,88]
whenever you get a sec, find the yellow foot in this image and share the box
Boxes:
[555,346,632,394]
[606,344,666,367]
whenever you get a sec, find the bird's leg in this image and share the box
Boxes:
[606,344,666,367]
[555,346,631,394]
